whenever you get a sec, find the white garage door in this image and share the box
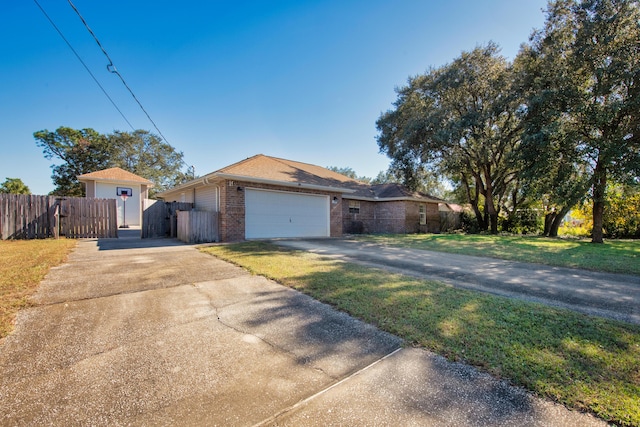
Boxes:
[245,189,329,239]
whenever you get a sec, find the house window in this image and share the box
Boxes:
[419,204,426,225]
[349,200,360,214]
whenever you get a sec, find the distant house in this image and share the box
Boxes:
[157,154,443,242]
[78,167,153,227]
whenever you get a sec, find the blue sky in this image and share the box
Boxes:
[1,1,548,195]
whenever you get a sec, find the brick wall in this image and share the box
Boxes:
[219,181,245,242]
[342,200,376,234]
[374,201,407,233]
[329,194,343,237]
[342,198,441,235]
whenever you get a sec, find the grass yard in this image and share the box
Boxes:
[354,234,640,275]
[0,239,76,340]
[202,241,640,427]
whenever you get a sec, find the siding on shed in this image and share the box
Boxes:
[94,182,142,227]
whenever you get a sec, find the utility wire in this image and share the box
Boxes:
[33,0,136,131]
[67,0,171,144]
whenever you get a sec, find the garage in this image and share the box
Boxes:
[245,188,330,239]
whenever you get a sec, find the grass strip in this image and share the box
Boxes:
[202,241,640,427]
[0,239,77,340]
[354,234,640,275]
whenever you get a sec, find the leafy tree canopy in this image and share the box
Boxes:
[34,127,111,196]
[377,43,524,233]
[326,166,371,183]
[518,0,640,242]
[34,127,189,197]
[108,130,188,196]
[0,178,31,195]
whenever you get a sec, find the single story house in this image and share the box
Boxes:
[157,154,443,242]
[78,167,153,227]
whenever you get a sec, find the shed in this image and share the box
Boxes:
[78,167,153,227]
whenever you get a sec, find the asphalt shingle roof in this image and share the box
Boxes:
[78,167,153,185]
[160,154,440,201]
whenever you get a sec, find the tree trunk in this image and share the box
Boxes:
[548,206,571,238]
[591,160,607,244]
[484,176,499,234]
[462,174,488,231]
[543,211,556,236]
[471,203,487,231]
[489,213,499,234]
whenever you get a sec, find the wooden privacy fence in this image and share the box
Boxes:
[440,211,462,232]
[0,194,117,240]
[58,197,118,238]
[177,210,218,243]
[142,200,193,238]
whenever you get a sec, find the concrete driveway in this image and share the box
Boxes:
[0,235,607,426]
[273,238,640,325]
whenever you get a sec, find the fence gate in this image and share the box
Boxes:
[142,200,193,238]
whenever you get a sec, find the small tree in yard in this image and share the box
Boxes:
[0,178,31,195]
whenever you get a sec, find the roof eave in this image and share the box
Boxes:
[77,176,154,187]
[215,173,357,193]
[343,195,442,203]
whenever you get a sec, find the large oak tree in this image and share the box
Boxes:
[518,0,640,243]
[377,44,524,233]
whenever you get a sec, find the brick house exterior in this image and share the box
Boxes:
[157,155,443,242]
[215,179,344,242]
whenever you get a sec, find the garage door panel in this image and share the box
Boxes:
[245,189,329,239]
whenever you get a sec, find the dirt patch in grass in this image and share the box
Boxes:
[0,239,76,341]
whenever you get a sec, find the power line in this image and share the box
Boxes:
[33,0,136,131]
[67,0,171,144]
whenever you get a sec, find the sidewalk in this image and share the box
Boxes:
[0,237,606,426]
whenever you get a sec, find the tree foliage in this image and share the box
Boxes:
[34,127,111,196]
[108,130,187,196]
[326,166,371,183]
[518,0,640,242]
[0,178,31,195]
[603,183,640,238]
[34,127,188,197]
[371,167,449,198]
[377,43,524,233]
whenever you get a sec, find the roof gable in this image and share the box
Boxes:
[78,167,153,186]
[218,154,362,187]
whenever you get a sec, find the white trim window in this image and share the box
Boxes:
[419,204,426,225]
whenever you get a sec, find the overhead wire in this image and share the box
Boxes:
[66,0,171,145]
[33,0,136,131]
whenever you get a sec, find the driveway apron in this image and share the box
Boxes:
[0,236,606,426]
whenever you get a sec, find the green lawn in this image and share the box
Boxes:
[202,241,640,427]
[353,234,640,275]
[0,239,77,341]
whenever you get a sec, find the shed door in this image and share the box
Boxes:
[245,189,329,239]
